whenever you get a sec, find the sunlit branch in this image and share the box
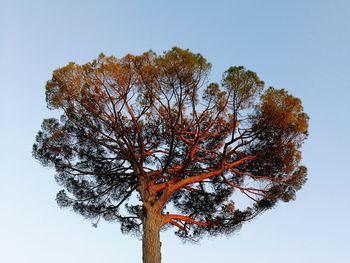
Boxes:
[154,155,257,210]
[162,214,214,227]
[221,175,267,196]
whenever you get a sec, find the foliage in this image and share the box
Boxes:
[33,47,308,241]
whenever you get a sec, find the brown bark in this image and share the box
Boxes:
[142,206,162,263]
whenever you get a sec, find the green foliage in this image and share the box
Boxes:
[33,47,309,241]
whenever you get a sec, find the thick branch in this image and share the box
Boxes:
[162,214,213,227]
[154,155,256,210]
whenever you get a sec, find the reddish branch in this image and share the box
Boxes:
[162,214,214,228]
[154,155,257,210]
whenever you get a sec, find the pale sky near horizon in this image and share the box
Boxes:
[1,0,350,262]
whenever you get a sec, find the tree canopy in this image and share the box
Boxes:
[33,47,308,262]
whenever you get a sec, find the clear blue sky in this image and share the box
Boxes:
[1,0,349,262]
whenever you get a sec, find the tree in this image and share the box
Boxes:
[33,47,308,263]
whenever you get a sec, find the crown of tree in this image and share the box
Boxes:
[33,47,308,263]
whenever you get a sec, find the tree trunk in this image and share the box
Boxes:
[142,207,162,263]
